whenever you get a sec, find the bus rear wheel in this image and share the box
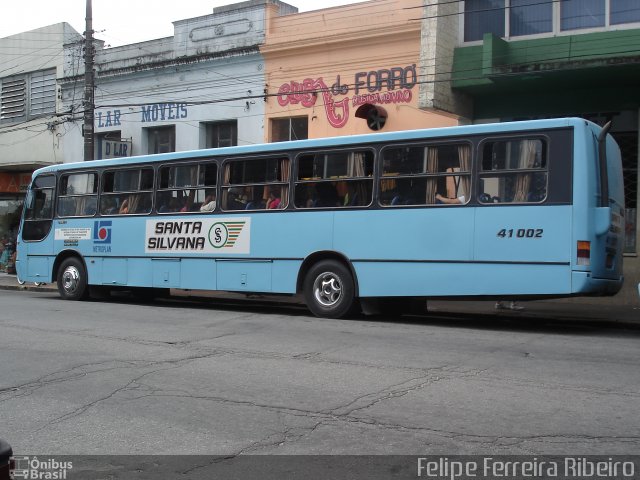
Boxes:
[57,257,88,300]
[304,260,355,318]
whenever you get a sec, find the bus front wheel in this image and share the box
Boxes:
[57,257,88,300]
[304,260,355,319]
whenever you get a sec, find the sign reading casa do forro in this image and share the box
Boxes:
[277,65,417,128]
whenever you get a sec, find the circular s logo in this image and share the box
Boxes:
[208,222,228,248]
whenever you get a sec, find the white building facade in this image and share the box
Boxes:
[62,0,296,162]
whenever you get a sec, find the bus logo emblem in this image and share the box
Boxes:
[209,221,245,249]
[93,221,112,244]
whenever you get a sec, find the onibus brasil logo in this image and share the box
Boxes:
[10,456,73,479]
[208,221,246,249]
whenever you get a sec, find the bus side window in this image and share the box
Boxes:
[478,138,547,204]
[57,172,98,217]
[295,150,373,209]
[101,168,154,215]
[379,143,470,206]
[222,157,289,211]
[157,161,217,214]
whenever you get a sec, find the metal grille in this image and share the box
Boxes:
[612,131,637,254]
[29,69,56,116]
[1,77,26,120]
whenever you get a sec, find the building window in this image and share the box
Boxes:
[463,0,640,42]
[205,121,237,148]
[511,0,552,36]
[1,77,26,121]
[0,69,56,123]
[611,0,640,25]
[561,0,604,31]
[146,126,175,154]
[464,0,505,42]
[271,117,308,142]
[29,70,56,116]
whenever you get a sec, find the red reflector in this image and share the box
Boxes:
[577,241,590,266]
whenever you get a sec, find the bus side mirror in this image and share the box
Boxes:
[594,206,611,236]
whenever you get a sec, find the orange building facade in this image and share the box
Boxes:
[262,0,459,141]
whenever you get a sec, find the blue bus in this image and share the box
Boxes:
[16,118,624,318]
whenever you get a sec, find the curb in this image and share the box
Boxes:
[1,281,638,327]
[0,283,56,292]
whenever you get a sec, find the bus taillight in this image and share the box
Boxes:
[577,241,591,266]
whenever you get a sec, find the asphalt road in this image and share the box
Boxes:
[1,289,639,457]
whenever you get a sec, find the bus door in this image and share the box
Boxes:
[17,174,56,282]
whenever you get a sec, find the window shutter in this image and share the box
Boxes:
[30,69,56,116]
[1,77,26,120]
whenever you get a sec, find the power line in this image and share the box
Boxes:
[3,1,640,139]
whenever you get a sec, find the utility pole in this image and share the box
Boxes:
[83,0,95,161]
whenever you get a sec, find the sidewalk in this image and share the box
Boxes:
[1,272,637,326]
[427,299,640,327]
[0,272,56,292]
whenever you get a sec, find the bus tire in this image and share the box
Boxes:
[57,257,88,301]
[304,260,355,318]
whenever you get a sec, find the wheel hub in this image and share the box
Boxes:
[314,272,342,307]
[62,266,80,294]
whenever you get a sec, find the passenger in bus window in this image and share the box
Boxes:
[227,188,246,210]
[118,198,130,214]
[119,195,140,214]
[180,191,196,212]
[343,182,357,206]
[390,179,414,205]
[302,184,317,208]
[84,197,97,216]
[266,187,281,209]
[435,193,465,204]
[246,189,266,210]
[138,194,152,214]
[159,196,180,213]
[102,197,117,215]
[200,192,216,212]
[58,198,75,217]
[314,182,340,207]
